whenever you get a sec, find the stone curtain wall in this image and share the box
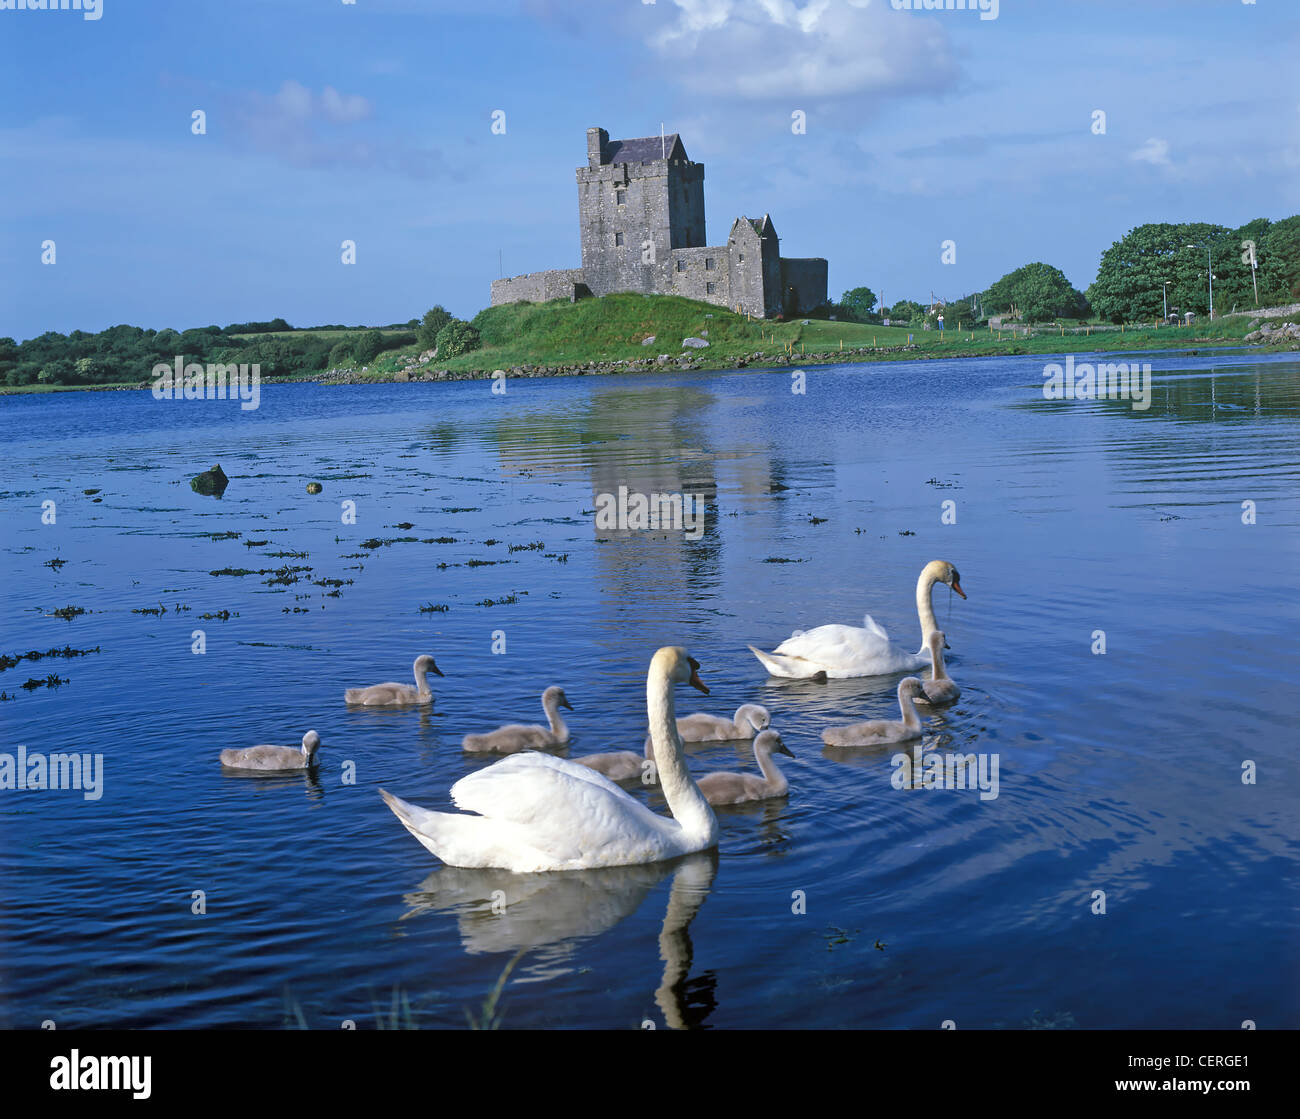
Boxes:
[780,258,829,316]
[668,247,732,310]
[489,268,585,306]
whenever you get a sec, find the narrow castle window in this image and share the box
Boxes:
[705,257,715,271]
[616,190,626,205]
[615,232,624,247]
[738,253,745,263]
[676,260,686,272]
[706,282,717,294]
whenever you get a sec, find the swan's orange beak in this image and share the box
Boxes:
[687,657,709,695]
[951,579,966,599]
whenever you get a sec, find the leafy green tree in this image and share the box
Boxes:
[984,262,1087,323]
[1082,222,1272,322]
[351,330,385,364]
[1258,216,1300,304]
[434,319,481,358]
[838,287,878,322]
[418,306,454,348]
[883,299,923,324]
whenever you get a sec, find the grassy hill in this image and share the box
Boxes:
[423,293,1263,374]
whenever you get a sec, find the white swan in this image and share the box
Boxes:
[644,703,770,750]
[749,559,965,679]
[344,654,442,706]
[696,730,793,806]
[379,647,720,872]
[822,678,929,747]
[575,736,655,783]
[461,686,573,753]
[220,730,321,771]
[917,629,960,706]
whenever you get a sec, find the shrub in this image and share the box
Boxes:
[434,319,481,358]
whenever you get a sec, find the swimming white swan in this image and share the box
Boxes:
[917,629,960,706]
[644,703,770,749]
[220,730,321,771]
[696,730,793,806]
[822,678,929,747]
[462,686,573,753]
[379,646,720,872]
[749,560,965,679]
[575,736,655,783]
[344,654,442,706]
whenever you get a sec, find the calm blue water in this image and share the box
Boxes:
[1,350,1297,1029]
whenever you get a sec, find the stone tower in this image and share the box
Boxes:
[577,127,705,297]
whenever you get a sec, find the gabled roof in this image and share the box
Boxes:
[732,214,776,238]
[604,133,687,163]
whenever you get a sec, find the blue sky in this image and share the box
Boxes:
[2,0,1296,340]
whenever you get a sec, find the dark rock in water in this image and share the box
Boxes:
[306,482,323,494]
[191,464,229,497]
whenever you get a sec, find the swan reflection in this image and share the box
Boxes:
[399,849,718,1028]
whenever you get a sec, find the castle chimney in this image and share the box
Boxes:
[586,127,608,168]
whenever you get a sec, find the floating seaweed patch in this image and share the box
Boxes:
[476,593,524,607]
[131,602,168,616]
[198,610,237,621]
[507,541,545,554]
[421,537,457,544]
[312,578,353,588]
[442,507,480,514]
[0,645,100,672]
[393,522,414,530]
[204,531,241,541]
[21,674,68,691]
[483,539,501,547]
[243,539,269,548]
[82,488,101,496]
[543,553,570,563]
[268,550,309,559]
[763,557,805,564]
[210,568,260,577]
[50,605,87,620]
[466,559,508,568]
[44,558,67,569]
[419,603,450,613]
[263,564,312,587]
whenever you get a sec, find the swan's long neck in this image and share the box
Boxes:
[755,746,788,795]
[648,670,717,845]
[931,644,950,682]
[413,661,431,697]
[916,570,940,646]
[543,693,567,737]
[899,688,922,730]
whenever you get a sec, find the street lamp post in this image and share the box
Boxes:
[1162,281,1172,325]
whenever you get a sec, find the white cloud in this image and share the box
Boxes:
[1130,137,1171,166]
[648,0,960,100]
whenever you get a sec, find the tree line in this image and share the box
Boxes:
[834,214,1299,327]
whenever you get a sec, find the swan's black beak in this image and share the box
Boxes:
[430,661,445,677]
[560,697,574,710]
[951,579,966,600]
[687,656,709,695]
[777,742,794,758]
[944,638,951,650]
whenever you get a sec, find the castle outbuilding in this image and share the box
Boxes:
[490,127,828,320]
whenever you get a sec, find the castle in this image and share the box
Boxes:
[490,127,828,320]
